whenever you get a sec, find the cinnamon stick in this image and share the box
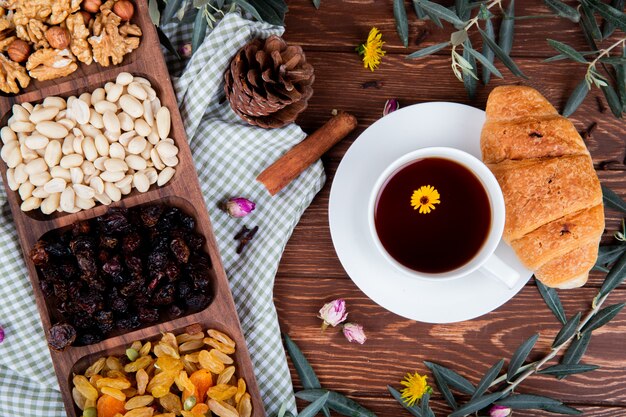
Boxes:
[257,111,358,195]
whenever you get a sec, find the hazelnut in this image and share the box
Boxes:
[7,39,30,63]
[112,0,134,21]
[79,11,92,25]
[82,0,101,13]
[45,26,71,50]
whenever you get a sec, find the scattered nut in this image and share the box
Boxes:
[7,39,31,63]
[113,0,135,21]
[83,0,102,13]
[45,27,71,50]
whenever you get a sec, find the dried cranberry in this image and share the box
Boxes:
[48,323,76,351]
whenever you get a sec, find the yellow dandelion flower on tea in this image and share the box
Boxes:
[411,185,440,214]
[400,372,432,407]
[357,27,386,71]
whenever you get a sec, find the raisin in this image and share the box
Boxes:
[45,241,71,257]
[100,235,119,249]
[177,279,193,300]
[116,316,141,330]
[138,307,159,323]
[185,293,211,310]
[108,288,129,313]
[70,236,96,254]
[98,208,130,233]
[168,304,184,318]
[186,234,205,251]
[152,284,175,306]
[141,205,163,227]
[48,323,76,351]
[72,220,91,236]
[30,241,49,265]
[40,279,54,297]
[52,280,69,301]
[120,278,144,297]
[95,310,115,333]
[170,237,190,264]
[76,333,102,346]
[164,262,180,282]
[122,232,141,252]
[124,255,143,274]
[179,213,195,230]
[102,255,123,277]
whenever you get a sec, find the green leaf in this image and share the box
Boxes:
[581,302,626,333]
[600,56,626,64]
[448,392,502,417]
[618,46,626,111]
[478,28,527,78]
[420,392,430,415]
[544,50,596,63]
[283,335,330,417]
[296,390,377,417]
[394,0,409,48]
[467,44,503,79]
[536,280,567,325]
[428,365,457,410]
[596,245,626,268]
[233,0,264,23]
[414,0,466,27]
[588,0,626,33]
[462,40,478,99]
[424,361,475,394]
[407,42,450,59]
[537,364,599,377]
[482,17,495,84]
[546,39,588,63]
[388,386,423,417]
[456,0,470,20]
[601,83,623,118]
[580,3,602,40]
[498,0,515,55]
[507,333,539,381]
[562,79,589,117]
[471,359,504,400]
[601,184,626,213]
[543,0,580,22]
[312,0,321,9]
[181,7,199,24]
[148,0,161,25]
[552,312,581,348]
[496,393,562,409]
[299,392,330,417]
[542,403,583,415]
[603,0,625,38]
[161,0,184,23]
[191,5,208,53]
[157,27,182,60]
[561,331,592,367]
[598,250,626,299]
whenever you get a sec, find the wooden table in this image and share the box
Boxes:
[274,1,626,416]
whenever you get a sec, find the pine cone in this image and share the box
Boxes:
[224,35,315,129]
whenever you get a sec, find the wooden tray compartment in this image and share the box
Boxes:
[0,1,266,416]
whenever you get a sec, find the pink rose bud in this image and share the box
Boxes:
[225,197,256,218]
[489,405,512,417]
[343,323,366,344]
[179,43,192,58]
[0,326,4,343]
[318,299,348,330]
[383,98,400,116]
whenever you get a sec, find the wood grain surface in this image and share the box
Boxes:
[276,1,626,416]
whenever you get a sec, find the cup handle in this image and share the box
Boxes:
[479,254,520,289]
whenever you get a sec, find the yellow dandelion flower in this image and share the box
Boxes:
[400,372,432,407]
[410,185,441,214]
[357,27,386,71]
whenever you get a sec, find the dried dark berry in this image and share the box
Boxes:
[157,207,180,230]
[148,250,168,271]
[100,235,119,249]
[76,254,97,280]
[164,262,180,282]
[138,307,159,323]
[120,278,144,297]
[177,279,193,300]
[98,208,130,233]
[40,279,54,297]
[185,293,211,310]
[116,316,141,330]
[30,241,49,265]
[102,255,123,277]
[72,220,91,236]
[95,310,115,333]
[141,205,163,227]
[186,234,205,251]
[108,288,129,313]
[45,241,71,257]
[48,323,76,351]
[168,304,184,318]
[52,280,69,301]
[76,333,102,346]
[72,312,96,330]
[170,237,190,264]
[70,236,96,254]
[152,284,175,306]
[124,255,143,274]
[179,213,195,230]
[122,232,141,252]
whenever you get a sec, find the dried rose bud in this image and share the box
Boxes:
[179,43,192,59]
[489,405,512,417]
[0,326,4,343]
[318,299,348,330]
[342,323,366,344]
[225,197,256,218]
[383,98,400,116]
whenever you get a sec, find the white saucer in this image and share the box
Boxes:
[328,102,533,323]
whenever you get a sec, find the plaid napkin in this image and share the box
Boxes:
[0,12,324,416]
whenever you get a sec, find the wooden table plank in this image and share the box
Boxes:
[294,52,626,169]
[283,0,622,57]
[275,281,626,407]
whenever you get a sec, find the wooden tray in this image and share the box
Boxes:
[0,2,265,416]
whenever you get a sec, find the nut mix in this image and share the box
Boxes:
[0,0,141,93]
[31,203,213,350]
[72,326,253,417]
[1,72,179,214]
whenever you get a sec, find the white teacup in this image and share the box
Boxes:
[368,147,520,288]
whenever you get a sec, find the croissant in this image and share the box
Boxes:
[480,86,604,289]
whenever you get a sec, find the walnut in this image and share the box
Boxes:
[26,47,77,81]
[65,12,91,64]
[0,53,29,93]
[89,9,140,67]
[50,0,81,25]
[16,19,48,49]
[12,0,52,26]
[0,34,14,50]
